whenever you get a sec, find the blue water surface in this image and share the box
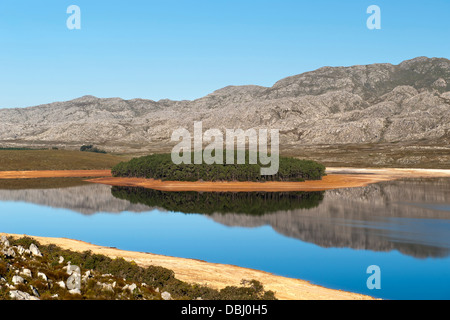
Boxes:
[1,191,449,300]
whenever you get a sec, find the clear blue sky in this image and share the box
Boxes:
[0,0,448,108]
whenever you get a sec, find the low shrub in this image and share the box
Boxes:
[80,145,107,154]
[5,237,276,300]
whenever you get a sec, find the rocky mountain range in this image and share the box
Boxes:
[0,56,449,153]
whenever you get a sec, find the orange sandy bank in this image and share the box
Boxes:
[1,167,450,191]
[86,167,450,192]
[0,170,112,179]
[86,175,385,191]
[2,233,375,300]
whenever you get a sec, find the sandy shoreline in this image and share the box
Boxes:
[86,174,387,191]
[1,233,375,300]
[0,170,112,179]
[86,167,450,192]
[1,167,450,191]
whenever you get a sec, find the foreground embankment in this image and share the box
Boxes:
[2,233,375,300]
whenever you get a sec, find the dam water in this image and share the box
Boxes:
[0,178,449,299]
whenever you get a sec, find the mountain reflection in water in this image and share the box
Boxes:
[110,179,450,259]
[0,178,449,259]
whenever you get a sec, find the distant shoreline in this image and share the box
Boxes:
[0,170,111,179]
[87,167,450,192]
[1,233,376,300]
[1,168,450,191]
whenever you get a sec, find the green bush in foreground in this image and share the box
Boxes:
[112,151,326,182]
[1,237,276,300]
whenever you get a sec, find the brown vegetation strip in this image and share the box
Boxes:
[0,170,112,179]
[2,233,375,300]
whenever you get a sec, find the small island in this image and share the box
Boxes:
[111,152,326,182]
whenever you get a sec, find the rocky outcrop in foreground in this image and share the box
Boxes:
[0,235,170,300]
[0,235,275,300]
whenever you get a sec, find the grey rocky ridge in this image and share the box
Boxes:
[0,56,449,164]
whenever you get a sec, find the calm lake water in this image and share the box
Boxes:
[0,178,449,300]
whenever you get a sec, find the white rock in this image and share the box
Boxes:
[69,288,81,295]
[161,291,172,300]
[38,272,48,281]
[101,273,113,277]
[5,247,16,258]
[59,256,64,264]
[29,244,42,257]
[97,282,114,292]
[0,235,9,247]
[17,246,25,255]
[82,270,92,283]
[123,283,137,293]
[12,275,24,285]
[30,285,40,297]
[57,281,66,289]
[9,290,40,300]
[20,268,32,278]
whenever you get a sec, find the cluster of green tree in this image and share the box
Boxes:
[80,145,107,154]
[111,187,324,215]
[112,151,326,182]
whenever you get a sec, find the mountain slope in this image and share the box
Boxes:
[0,57,449,152]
